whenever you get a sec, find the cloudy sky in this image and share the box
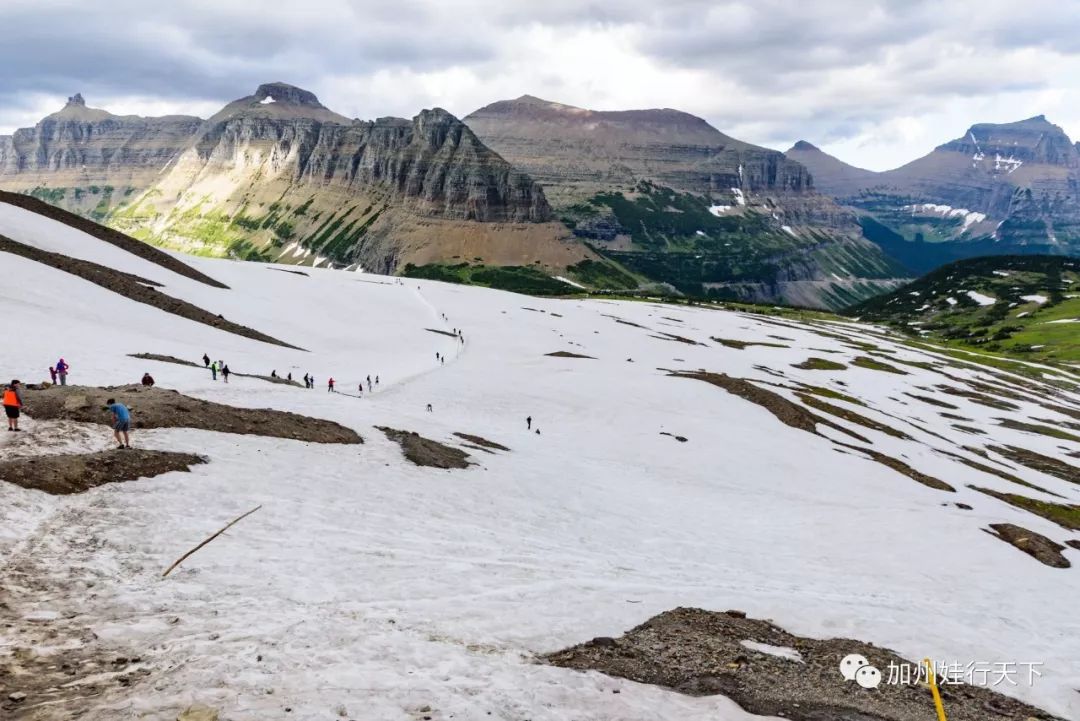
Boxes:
[3,0,1079,170]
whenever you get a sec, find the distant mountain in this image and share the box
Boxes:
[0,84,579,274]
[848,255,1080,364]
[466,96,908,309]
[789,116,1080,272]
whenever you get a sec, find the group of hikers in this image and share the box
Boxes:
[47,358,70,386]
[203,353,232,382]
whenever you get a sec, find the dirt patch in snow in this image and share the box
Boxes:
[0,234,300,349]
[426,328,459,338]
[0,190,227,288]
[545,351,595,359]
[835,442,955,492]
[935,385,1019,411]
[546,607,1062,721]
[985,523,1070,568]
[903,392,958,409]
[650,331,703,346]
[378,427,471,468]
[792,357,846,371]
[129,354,303,386]
[268,267,309,276]
[971,486,1080,531]
[452,432,509,452]
[796,393,911,440]
[669,371,869,443]
[989,445,1080,485]
[711,337,788,350]
[24,385,361,444]
[0,449,205,495]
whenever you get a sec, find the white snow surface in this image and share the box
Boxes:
[1022,294,1048,304]
[708,204,731,217]
[739,640,803,663]
[904,203,987,230]
[553,275,586,290]
[731,188,746,206]
[259,95,276,104]
[0,201,1079,720]
[965,290,996,306]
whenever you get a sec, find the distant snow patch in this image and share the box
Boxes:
[904,203,986,230]
[965,290,996,306]
[1021,294,1047,304]
[946,297,958,306]
[1046,318,1079,324]
[731,188,746,206]
[992,270,1012,277]
[740,640,803,663]
[554,275,586,289]
[260,95,276,104]
[781,225,797,237]
[709,205,731,217]
[696,230,707,236]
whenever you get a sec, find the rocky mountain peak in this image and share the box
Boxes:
[790,140,820,152]
[66,93,86,107]
[253,82,325,108]
[940,114,1077,169]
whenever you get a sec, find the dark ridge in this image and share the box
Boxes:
[0,449,206,495]
[0,234,302,349]
[0,190,228,288]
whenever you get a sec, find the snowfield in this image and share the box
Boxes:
[1,201,1079,720]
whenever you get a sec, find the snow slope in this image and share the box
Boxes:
[1,202,1079,720]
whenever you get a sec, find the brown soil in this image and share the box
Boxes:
[711,337,789,350]
[935,385,1019,411]
[546,351,595,359]
[989,445,1080,485]
[0,190,227,288]
[835,442,955,492]
[670,371,870,443]
[378,427,471,469]
[0,449,205,495]
[602,315,647,329]
[452,432,510,451]
[426,328,459,338]
[0,234,300,349]
[935,450,1058,496]
[939,412,973,421]
[1067,539,1080,550]
[650,331,703,345]
[660,432,688,442]
[970,486,1080,531]
[796,393,911,440]
[129,353,303,386]
[998,418,1080,443]
[24,385,361,444]
[985,523,1070,568]
[952,424,986,435]
[851,356,908,375]
[269,267,309,276]
[546,607,1062,721]
[903,392,958,409]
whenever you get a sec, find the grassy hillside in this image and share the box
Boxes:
[848,255,1080,364]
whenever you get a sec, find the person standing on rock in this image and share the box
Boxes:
[202,353,210,368]
[222,364,231,383]
[4,380,24,432]
[106,397,131,449]
[55,358,69,386]
[210,361,218,381]
[49,366,57,384]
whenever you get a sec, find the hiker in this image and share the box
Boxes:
[106,397,131,448]
[287,372,292,381]
[328,377,335,392]
[271,370,278,378]
[55,358,69,386]
[535,428,540,435]
[440,356,444,365]
[435,352,440,361]
[426,403,433,412]
[375,375,380,386]
[303,373,310,388]
[357,383,363,394]
[210,361,218,381]
[141,372,155,387]
[202,353,210,367]
[526,416,532,430]
[4,380,24,432]
[222,364,231,383]
[49,366,57,384]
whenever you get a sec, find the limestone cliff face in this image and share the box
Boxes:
[0,85,563,271]
[0,94,202,191]
[464,95,815,204]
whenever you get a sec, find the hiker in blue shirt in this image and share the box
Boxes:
[106,398,132,449]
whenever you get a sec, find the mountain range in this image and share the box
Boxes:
[788,116,1080,274]
[0,84,908,310]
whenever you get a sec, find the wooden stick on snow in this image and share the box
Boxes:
[162,505,263,578]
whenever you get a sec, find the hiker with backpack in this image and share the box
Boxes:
[210,361,218,381]
[327,377,335,392]
[202,353,210,367]
[4,380,24,432]
[222,364,231,383]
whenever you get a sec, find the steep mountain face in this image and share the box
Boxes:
[465,96,908,308]
[0,94,202,219]
[0,85,577,273]
[848,255,1080,365]
[790,117,1080,273]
